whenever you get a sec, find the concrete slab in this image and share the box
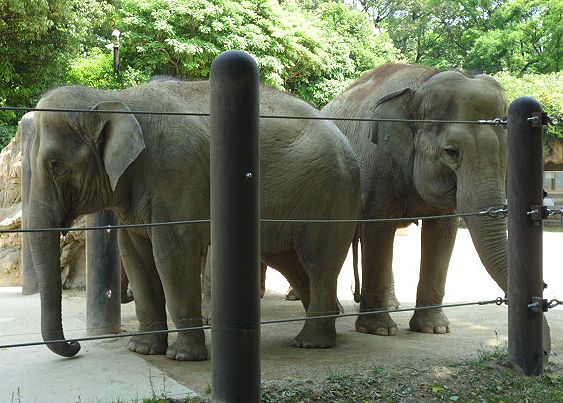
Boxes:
[0,288,197,403]
[1,227,561,401]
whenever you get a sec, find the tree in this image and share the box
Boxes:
[0,0,115,146]
[114,0,398,106]
[358,0,562,74]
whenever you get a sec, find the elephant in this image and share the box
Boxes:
[20,111,134,303]
[321,64,526,335]
[28,80,361,360]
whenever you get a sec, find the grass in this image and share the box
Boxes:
[140,345,562,402]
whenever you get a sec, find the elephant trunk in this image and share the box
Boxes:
[459,182,508,294]
[28,198,80,357]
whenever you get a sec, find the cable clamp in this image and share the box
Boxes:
[528,297,548,313]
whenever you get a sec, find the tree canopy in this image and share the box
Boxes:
[0,0,561,147]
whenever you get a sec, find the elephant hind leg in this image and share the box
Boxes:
[263,250,339,348]
[262,251,310,309]
[294,262,340,349]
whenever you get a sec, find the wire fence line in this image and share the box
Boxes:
[0,297,507,351]
[0,105,508,126]
[0,206,509,235]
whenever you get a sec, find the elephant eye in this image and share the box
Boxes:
[49,159,70,176]
[442,146,459,161]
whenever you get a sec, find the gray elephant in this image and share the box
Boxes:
[323,64,510,336]
[28,80,360,360]
[19,111,134,303]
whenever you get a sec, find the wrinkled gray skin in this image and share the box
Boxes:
[29,81,360,360]
[20,112,135,304]
[322,64,550,357]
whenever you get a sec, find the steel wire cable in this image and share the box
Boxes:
[0,297,506,350]
[0,207,508,235]
[0,106,507,126]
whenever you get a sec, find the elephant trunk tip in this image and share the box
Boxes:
[45,339,81,358]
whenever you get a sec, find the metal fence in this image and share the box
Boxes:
[0,50,561,400]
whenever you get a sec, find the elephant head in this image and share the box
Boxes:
[371,70,508,291]
[28,87,145,357]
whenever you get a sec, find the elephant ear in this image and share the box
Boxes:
[371,88,415,166]
[91,101,145,191]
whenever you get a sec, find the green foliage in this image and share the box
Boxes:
[495,71,563,138]
[362,0,562,74]
[66,48,149,89]
[114,0,398,106]
[0,0,116,145]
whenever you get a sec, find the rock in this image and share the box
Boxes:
[0,247,20,286]
[544,138,563,171]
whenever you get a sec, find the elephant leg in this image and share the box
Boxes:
[262,251,310,310]
[356,223,398,336]
[409,217,458,334]
[202,255,266,325]
[120,261,134,304]
[294,263,340,348]
[201,248,211,324]
[387,272,400,310]
[152,227,207,361]
[260,262,267,298]
[119,230,168,355]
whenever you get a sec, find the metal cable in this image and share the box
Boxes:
[0,219,210,234]
[0,106,507,126]
[0,206,507,235]
[261,297,507,325]
[0,297,506,350]
[548,299,562,309]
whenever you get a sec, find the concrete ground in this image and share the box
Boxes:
[1,226,562,402]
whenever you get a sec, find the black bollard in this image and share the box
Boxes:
[507,97,545,375]
[86,210,121,335]
[210,50,261,402]
[20,112,39,295]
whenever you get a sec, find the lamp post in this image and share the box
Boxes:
[112,29,120,74]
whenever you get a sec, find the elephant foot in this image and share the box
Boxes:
[285,287,301,301]
[387,293,400,310]
[121,287,134,304]
[409,308,450,334]
[355,313,398,336]
[166,332,208,361]
[128,333,168,355]
[201,299,211,325]
[294,318,336,348]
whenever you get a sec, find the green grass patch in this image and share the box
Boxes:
[125,346,563,402]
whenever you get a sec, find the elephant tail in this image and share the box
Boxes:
[352,231,361,303]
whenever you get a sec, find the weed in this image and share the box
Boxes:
[10,388,22,403]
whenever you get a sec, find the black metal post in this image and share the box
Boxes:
[507,96,544,375]
[210,50,260,402]
[86,210,121,335]
[19,112,38,295]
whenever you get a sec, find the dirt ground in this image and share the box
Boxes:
[141,225,563,396]
[1,225,562,402]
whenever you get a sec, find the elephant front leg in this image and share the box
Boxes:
[119,231,168,355]
[153,228,208,361]
[409,217,458,334]
[356,223,398,336]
